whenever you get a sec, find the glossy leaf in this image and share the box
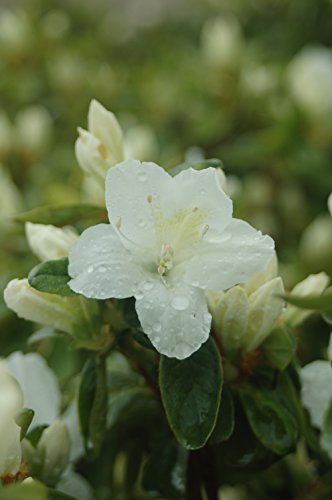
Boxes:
[321,399,332,457]
[78,356,108,457]
[142,440,188,498]
[159,338,223,449]
[15,204,106,227]
[28,258,76,297]
[209,386,234,444]
[239,385,298,455]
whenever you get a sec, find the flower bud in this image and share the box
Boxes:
[287,46,332,121]
[245,277,285,352]
[283,272,330,327]
[0,362,23,418]
[15,106,52,156]
[75,100,124,188]
[201,16,243,67]
[4,279,101,345]
[37,421,70,486]
[25,223,78,261]
[208,272,284,354]
[124,124,158,161]
[0,416,22,477]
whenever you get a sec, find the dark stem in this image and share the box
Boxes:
[186,451,204,500]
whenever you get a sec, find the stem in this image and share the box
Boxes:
[186,452,204,500]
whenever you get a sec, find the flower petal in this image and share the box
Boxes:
[300,360,332,428]
[68,223,144,299]
[6,352,61,428]
[106,160,173,250]
[185,219,274,291]
[88,99,124,165]
[173,167,232,234]
[135,280,211,359]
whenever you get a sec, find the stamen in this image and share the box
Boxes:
[147,195,153,204]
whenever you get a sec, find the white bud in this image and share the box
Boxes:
[0,416,22,477]
[38,421,70,486]
[15,106,52,155]
[4,278,98,337]
[243,253,278,296]
[245,277,285,352]
[201,16,243,67]
[287,46,332,120]
[0,362,23,418]
[25,223,78,261]
[208,286,249,353]
[208,272,284,353]
[283,272,330,327]
[0,9,30,53]
[300,215,332,263]
[75,100,124,188]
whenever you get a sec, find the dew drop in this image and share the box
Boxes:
[154,336,161,342]
[171,295,189,311]
[153,322,161,332]
[138,171,147,182]
[138,217,145,227]
[135,291,144,300]
[143,280,154,291]
[98,266,106,273]
[87,265,93,273]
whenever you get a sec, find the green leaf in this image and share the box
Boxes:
[282,287,332,312]
[209,386,234,444]
[323,311,332,325]
[239,385,298,455]
[132,330,157,351]
[159,338,223,450]
[28,258,77,297]
[142,440,188,498]
[15,408,35,440]
[47,490,77,500]
[14,204,106,226]
[26,424,48,448]
[321,399,332,457]
[78,356,108,457]
[262,327,297,371]
[47,488,79,500]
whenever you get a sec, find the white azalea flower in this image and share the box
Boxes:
[69,160,274,359]
[75,99,124,188]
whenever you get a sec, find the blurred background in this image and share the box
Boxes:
[0,1,332,497]
[0,0,331,351]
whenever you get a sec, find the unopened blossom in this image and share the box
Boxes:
[69,160,274,359]
[25,222,78,261]
[282,272,330,327]
[75,100,124,188]
[208,255,284,353]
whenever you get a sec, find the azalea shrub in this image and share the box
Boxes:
[1,100,332,500]
[1,0,332,499]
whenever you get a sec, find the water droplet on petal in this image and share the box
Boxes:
[138,217,145,227]
[87,265,93,273]
[154,335,160,342]
[143,280,154,291]
[138,171,147,182]
[135,291,144,300]
[98,266,106,273]
[153,322,161,332]
[171,295,189,311]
